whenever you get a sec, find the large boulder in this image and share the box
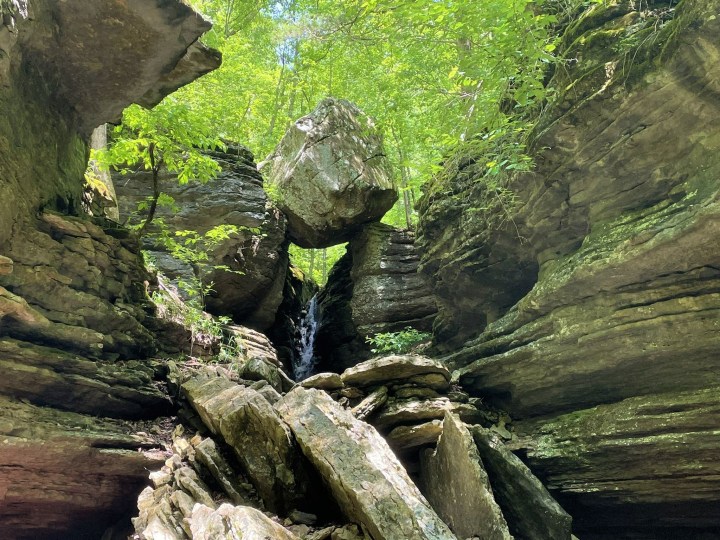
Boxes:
[275,387,455,540]
[263,98,397,248]
[315,224,437,372]
[417,0,720,536]
[116,144,289,331]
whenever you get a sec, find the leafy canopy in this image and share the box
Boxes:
[172,0,559,227]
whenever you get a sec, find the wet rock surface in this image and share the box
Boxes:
[263,98,397,248]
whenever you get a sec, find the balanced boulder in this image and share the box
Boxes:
[263,98,397,248]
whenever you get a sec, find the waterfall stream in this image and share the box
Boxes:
[293,295,319,380]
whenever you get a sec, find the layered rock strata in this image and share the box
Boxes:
[116,145,288,330]
[0,0,219,537]
[417,0,720,536]
[315,223,437,372]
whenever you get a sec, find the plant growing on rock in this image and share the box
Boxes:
[366,326,432,355]
[94,100,225,235]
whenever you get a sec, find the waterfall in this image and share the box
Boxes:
[293,295,319,380]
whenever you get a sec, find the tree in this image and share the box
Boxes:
[95,100,224,235]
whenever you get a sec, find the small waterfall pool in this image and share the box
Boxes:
[293,294,319,380]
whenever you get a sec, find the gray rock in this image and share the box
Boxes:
[276,387,455,540]
[387,420,443,451]
[264,98,397,248]
[341,355,450,388]
[301,372,345,391]
[182,376,310,514]
[174,467,215,509]
[373,397,478,431]
[420,413,511,539]
[351,386,388,421]
[472,427,572,540]
[190,503,300,540]
[116,145,289,330]
[193,437,251,506]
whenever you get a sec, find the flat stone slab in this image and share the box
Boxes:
[301,372,344,391]
[420,413,511,540]
[473,427,572,540]
[191,503,300,539]
[373,397,479,431]
[387,419,444,451]
[341,354,450,389]
[276,387,455,540]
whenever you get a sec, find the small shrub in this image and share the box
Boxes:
[366,326,431,355]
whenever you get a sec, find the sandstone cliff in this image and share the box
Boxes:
[417,0,720,536]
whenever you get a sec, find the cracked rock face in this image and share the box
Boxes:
[264,98,397,248]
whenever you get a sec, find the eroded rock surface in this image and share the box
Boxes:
[0,0,218,537]
[417,0,720,536]
[264,98,397,248]
[276,387,455,540]
[116,145,288,330]
[0,398,165,540]
[315,224,436,371]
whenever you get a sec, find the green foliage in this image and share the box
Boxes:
[96,101,223,183]
[94,100,225,233]
[288,243,346,286]
[169,0,560,228]
[366,326,432,355]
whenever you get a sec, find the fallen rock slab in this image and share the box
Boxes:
[341,354,450,388]
[420,413,511,540]
[191,503,300,540]
[373,397,479,431]
[182,375,310,514]
[276,387,455,540]
[301,372,345,391]
[472,427,572,540]
[387,420,444,451]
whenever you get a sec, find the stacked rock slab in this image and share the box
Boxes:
[263,98,397,248]
[115,145,289,330]
[181,375,312,515]
[302,355,493,455]
[315,223,438,372]
[276,387,456,540]
[0,0,220,537]
[417,0,720,536]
